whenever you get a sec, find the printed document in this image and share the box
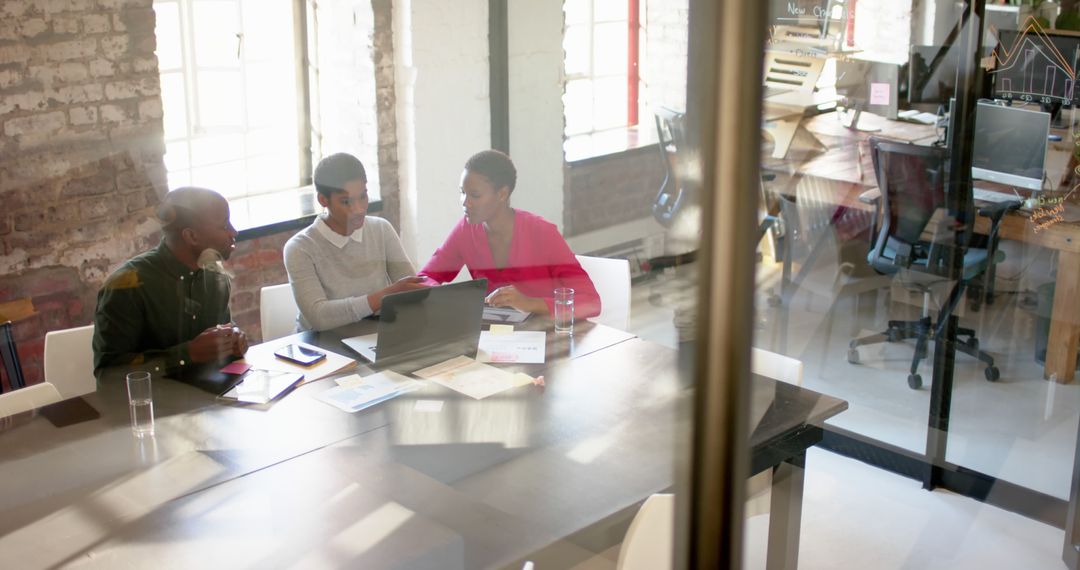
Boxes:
[413,356,535,400]
[477,330,546,364]
[315,371,423,413]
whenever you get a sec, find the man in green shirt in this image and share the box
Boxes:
[93,187,248,377]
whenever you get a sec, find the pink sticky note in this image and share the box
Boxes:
[870,83,890,106]
[220,361,252,375]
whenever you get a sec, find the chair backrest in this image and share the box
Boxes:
[44,324,96,399]
[750,347,804,386]
[617,493,674,570]
[575,255,631,330]
[0,321,26,392]
[260,283,300,342]
[653,107,690,227]
[868,137,968,275]
[0,382,62,419]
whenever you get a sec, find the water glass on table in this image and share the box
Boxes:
[554,287,575,334]
[126,371,154,438]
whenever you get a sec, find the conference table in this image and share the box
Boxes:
[0,317,846,569]
[763,110,1080,382]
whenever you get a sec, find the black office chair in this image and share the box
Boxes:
[1,321,27,393]
[653,107,691,228]
[846,137,1017,389]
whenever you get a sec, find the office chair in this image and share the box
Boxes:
[653,107,691,228]
[1,321,27,392]
[846,137,1017,389]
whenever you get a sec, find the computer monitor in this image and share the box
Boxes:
[909,45,959,105]
[992,28,1080,107]
[971,101,1049,191]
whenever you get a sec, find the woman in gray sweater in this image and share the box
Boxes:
[284,153,426,332]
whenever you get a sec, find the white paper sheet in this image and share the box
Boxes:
[239,340,356,384]
[476,331,546,364]
[314,371,422,413]
[413,355,534,400]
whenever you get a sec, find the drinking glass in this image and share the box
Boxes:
[126,371,154,438]
[554,287,575,334]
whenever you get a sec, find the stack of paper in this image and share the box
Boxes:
[476,330,546,364]
[413,356,535,400]
[314,371,423,413]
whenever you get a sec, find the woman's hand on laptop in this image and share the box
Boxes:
[485,285,547,314]
[368,276,429,312]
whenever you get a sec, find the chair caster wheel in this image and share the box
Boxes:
[847,348,860,364]
[908,374,923,389]
[985,367,1000,382]
[887,329,900,342]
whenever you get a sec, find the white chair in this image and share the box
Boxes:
[746,348,804,519]
[44,324,96,398]
[615,352,804,568]
[0,382,62,418]
[575,255,631,330]
[750,347,804,387]
[617,493,674,570]
[260,283,299,342]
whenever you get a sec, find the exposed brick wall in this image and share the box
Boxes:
[563,147,665,237]
[0,0,165,385]
[223,228,300,345]
[372,0,400,229]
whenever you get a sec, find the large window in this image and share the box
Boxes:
[154,0,303,199]
[563,0,639,137]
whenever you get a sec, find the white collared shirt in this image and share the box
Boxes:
[313,215,364,248]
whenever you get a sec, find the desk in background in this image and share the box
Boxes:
[765,110,1080,382]
[0,317,846,569]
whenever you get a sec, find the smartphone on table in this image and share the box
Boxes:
[273,344,327,366]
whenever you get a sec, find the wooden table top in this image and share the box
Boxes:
[0,321,846,568]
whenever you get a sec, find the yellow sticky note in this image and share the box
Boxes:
[490,324,514,335]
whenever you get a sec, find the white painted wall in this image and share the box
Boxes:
[393,0,491,264]
[508,1,565,229]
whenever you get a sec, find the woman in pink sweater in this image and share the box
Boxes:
[419,150,601,319]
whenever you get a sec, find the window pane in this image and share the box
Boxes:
[190,133,244,167]
[163,141,190,171]
[245,127,296,158]
[564,0,590,26]
[593,22,627,76]
[246,63,297,129]
[191,160,247,198]
[192,0,241,68]
[564,78,593,135]
[592,75,627,130]
[594,0,626,23]
[159,72,188,140]
[247,153,299,193]
[165,168,190,190]
[196,70,243,128]
[153,2,183,71]
[241,0,294,62]
[564,25,591,76]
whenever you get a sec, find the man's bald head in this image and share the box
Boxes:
[156,187,237,263]
[157,187,227,237]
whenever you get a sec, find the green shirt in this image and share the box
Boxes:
[93,241,232,374]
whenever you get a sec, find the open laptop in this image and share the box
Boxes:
[343,279,487,373]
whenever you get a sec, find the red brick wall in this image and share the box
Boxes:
[563,147,666,237]
[223,228,301,345]
[0,0,165,386]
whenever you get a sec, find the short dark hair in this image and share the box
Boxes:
[464,149,516,193]
[313,153,367,198]
[156,187,224,237]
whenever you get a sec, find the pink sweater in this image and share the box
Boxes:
[419,210,601,318]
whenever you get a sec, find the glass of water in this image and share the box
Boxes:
[554,287,575,335]
[126,371,154,438]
